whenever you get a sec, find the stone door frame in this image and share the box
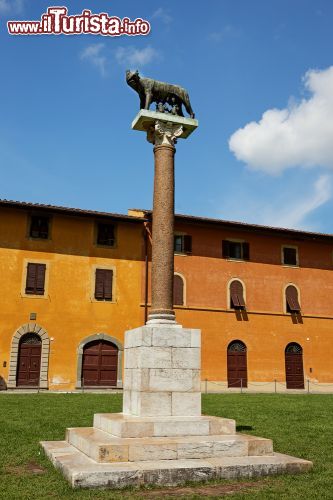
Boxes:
[7,323,50,389]
[76,333,123,388]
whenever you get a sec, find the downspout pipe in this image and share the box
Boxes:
[144,222,149,324]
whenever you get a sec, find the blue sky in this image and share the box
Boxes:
[1,0,333,232]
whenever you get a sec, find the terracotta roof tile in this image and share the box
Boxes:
[0,199,146,223]
[1,200,332,242]
[134,209,333,242]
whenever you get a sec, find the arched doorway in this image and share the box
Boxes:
[17,333,42,387]
[227,340,247,388]
[285,343,304,389]
[82,340,118,387]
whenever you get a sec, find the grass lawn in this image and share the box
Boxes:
[0,393,332,499]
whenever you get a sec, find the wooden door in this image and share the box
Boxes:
[82,340,118,387]
[227,340,247,388]
[17,334,41,387]
[285,343,304,389]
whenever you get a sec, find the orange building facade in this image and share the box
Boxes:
[1,200,333,392]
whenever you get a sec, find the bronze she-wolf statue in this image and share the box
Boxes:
[126,70,195,118]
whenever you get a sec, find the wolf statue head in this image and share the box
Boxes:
[126,69,140,90]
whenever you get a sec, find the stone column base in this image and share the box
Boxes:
[146,312,177,325]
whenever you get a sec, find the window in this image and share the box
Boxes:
[96,223,115,247]
[285,342,302,354]
[285,285,301,313]
[25,263,46,295]
[174,235,192,254]
[229,280,246,309]
[95,269,113,301]
[282,246,298,266]
[173,274,184,306]
[222,240,249,260]
[29,216,49,239]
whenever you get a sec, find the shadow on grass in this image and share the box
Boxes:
[236,425,253,431]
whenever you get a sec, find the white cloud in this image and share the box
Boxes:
[218,174,331,231]
[208,32,224,43]
[0,0,24,15]
[0,0,10,12]
[80,44,107,77]
[114,46,160,68]
[229,66,333,174]
[151,8,172,25]
[208,25,240,43]
[268,175,331,228]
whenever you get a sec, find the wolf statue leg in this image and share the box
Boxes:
[144,92,153,110]
[184,97,195,119]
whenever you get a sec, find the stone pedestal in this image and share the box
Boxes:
[41,326,312,488]
[123,326,201,417]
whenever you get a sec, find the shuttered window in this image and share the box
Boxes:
[97,223,115,246]
[173,275,184,306]
[286,285,301,313]
[174,235,183,253]
[230,280,246,309]
[183,235,192,254]
[222,240,249,261]
[282,247,298,266]
[174,235,192,254]
[95,269,113,301]
[25,263,46,295]
[29,216,49,239]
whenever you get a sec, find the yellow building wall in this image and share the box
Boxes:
[0,207,144,390]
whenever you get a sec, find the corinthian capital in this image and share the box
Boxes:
[147,120,184,147]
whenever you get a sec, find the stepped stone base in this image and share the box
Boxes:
[65,427,273,463]
[93,413,236,438]
[42,440,312,489]
[41,326,312,488]
[41,411,312,488]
